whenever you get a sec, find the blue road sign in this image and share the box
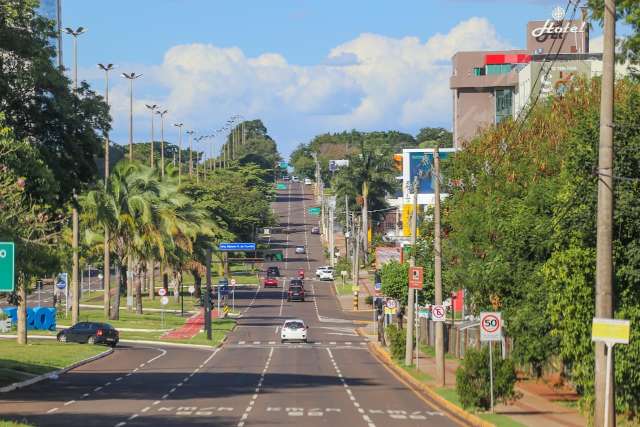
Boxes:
[374,282,382,291]
[219,242,256,251]
[55,273,68,290]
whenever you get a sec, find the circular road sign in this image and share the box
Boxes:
[386,299,397,309]
[158,288,167,297]
[160,296,169,306]
[432,305,446,321]
[188,286,195,295]
[481,314,501,334]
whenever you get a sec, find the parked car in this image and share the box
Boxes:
[297,268,305,279]
[263,277,278,288]
[304,178,313,185]
[295,245,306,254]
[287,284,305,302]
[315,266,333,277]
[318,269,334,281]
[57,322,119,347]
[280,319,308,343]
[266,266,280,277]
[311,226,320,234]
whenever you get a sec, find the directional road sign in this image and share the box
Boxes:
[432,305,446,322]
[480,312,503,342]
[55,273,68,290]
[276,183,287,190]
[308,207,321,216]
[0,242,15,292]
[219,243,256,251]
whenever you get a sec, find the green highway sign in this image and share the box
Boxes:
[0,242,15,292]
[279,161,288,169]
[308,207,321,216]
[276,183,287,190]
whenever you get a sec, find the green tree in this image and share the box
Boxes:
[380,261,409,305]
[416,127,453,148]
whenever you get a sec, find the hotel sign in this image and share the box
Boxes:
[531,20,587,41]
[526,7,589,54]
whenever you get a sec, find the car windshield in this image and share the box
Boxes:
[285,321,304,329]
[289,286,302,291]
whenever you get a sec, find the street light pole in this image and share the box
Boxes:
[186,130,195,177]
[156,109,168,178]
[173,123,184,184]
[98,62,114,319]
[433,146,445,386]
[121,72,143,161]
[145,104,158,169]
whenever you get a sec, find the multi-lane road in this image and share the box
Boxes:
[0,182,466,427]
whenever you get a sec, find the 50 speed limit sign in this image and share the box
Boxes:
[480,312,502,342]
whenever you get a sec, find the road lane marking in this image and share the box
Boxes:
[237,347,273,427]
[114,423,126,427]
[64,400,75,406]
[46,408,58,414]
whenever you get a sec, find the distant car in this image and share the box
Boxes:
[319,269,334,281]
[282,176,290,181]
[289,278,304,289]
[287,284,305,302]
[311,226,320,234]
[295,245,306,254]
[297,268,305,279]
[304,178,313,185]
[266,266,280,277]
[263,277,278,288]
[57,322,119,347]
[281,319,308,343]
[291,176,300,182]
[315,266,333,277]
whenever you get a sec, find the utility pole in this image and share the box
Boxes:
[71,192,80,324]
[186,130,195,177]
[156,109,168,178]
[345,195,350,265]
[434,146,445,386]
[353,217,360,294]
[145,104,158,168]
[329,202,335,267]
[405,176,418,366]
[595,0,616,425]
[121,72,143,161]
[174,123,183,184]
[205,248,212,340]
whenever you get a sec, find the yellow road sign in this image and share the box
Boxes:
[592,318,631,344]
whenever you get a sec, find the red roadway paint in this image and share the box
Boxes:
[162,308,219,340]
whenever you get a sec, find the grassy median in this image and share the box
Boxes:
[0,340,107,388]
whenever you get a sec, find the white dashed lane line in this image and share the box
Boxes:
[237,347,274,427]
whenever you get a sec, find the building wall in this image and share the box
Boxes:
[455,89,496,146]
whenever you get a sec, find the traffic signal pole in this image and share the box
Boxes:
[205,248,212,340]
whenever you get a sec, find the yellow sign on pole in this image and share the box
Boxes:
[402,204,421,237]
[592,318,631,344]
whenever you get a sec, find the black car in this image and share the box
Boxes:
[289,278,304,289]
[266,266,280,277]
[287,284,305,302]
[57,322,119,347]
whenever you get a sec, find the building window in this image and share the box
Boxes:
[495,89,513,123]
[486,64,512,75]
[473,67,486,76]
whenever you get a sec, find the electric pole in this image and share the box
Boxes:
[595,0,616,425]
[405,176,418,366]
[434,146,445,386]
[205,247,212,340]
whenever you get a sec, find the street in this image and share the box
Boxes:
[0,182,465,427]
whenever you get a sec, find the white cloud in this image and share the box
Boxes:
[102,17,512,156]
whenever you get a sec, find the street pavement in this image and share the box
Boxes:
[0,182,467,427]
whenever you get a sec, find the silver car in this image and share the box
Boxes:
[295,245,306,254]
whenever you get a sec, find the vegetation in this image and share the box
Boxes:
[386,324,406,360]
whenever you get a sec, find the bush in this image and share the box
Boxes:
[386,324,406,360]
[335,256,351,278]
[365,295,373,306]
[456,346,519,410]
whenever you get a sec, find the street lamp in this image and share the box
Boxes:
[186,130,195,177]
[64,27,86,94]
[121,72,143,161]
[156,109,168,178]
[173,123,184,184]
[145,104,158,168]
[98,62,114,319]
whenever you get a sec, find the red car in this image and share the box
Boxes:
[297,268,305,279]
[263,277,278,288]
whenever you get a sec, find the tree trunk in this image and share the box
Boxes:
[135,263,143,315]
[110,264,123,320]
[192,269,202,299]
[361,180,369,264]
[17,275,27,345]
[148,260,155,300]
[126,257,133,311]
[103,229,110,319]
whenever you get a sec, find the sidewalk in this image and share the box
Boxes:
[162,308,220,340]
[362,327,587,427]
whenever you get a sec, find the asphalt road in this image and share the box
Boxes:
[0,182,467,427]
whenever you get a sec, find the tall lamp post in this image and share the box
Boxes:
[145,104,158,168]
[121,72,143,161]
[98,62,114,319]
[186,130,195,177]
[64,26,86,326]
[156,109,168,178]
[173,123,184,184]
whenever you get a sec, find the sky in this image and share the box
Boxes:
[55,0,609,158]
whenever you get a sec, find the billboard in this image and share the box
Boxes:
[402,148,456,205]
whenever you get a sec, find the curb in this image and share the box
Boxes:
[356,328,493,427]
[0,346,114,393]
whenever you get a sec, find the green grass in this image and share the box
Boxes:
[119,319,235,346]
[60,308,189,330]
[419,344,457,360]
[334,282,355,296]
[434,388,527,427]
[0,420,34,427]
[0,340,106,387]
[397,361,433,382]
[81,290,201,312]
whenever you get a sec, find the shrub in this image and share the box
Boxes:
[335,256,351,278]
[365,295,373,306]
[456,346,519,410]
[386,324,406,360]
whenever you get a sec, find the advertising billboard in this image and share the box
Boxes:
[402,148,456,205]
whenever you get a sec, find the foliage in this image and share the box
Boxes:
[386,324,406,360]
[335,256,351,279]
[416,127,453,148]
[456,346,518,410]
[380,261,409,305]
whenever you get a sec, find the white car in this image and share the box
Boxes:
[281,319,308,343]
[318,270,334,281]
[315,266,333,277]
[291,176,299,182]
[304,178,313,185]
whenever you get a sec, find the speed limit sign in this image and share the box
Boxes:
[480,312,502,342]
[158,288,167,297]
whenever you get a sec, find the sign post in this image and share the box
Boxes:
[0,242,15,292]
[480,312,503,413]
[408,266,423,289]
[592,318,631,427]
[230,279,236,312]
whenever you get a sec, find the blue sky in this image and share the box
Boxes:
[57,0,604,158]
